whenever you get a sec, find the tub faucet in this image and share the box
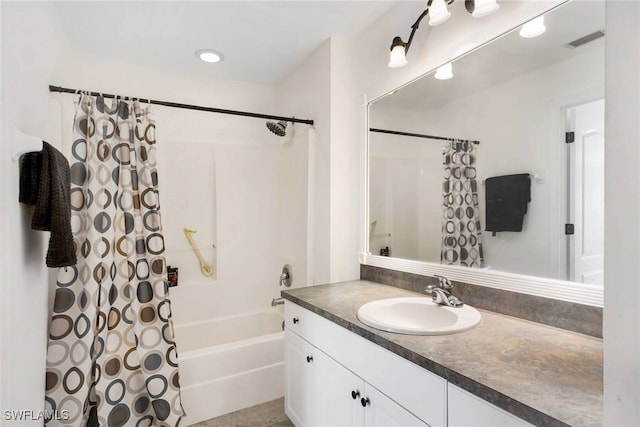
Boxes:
[426,275,463,308]
[271,297,285,306]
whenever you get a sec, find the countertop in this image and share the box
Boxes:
[281,280,603,427]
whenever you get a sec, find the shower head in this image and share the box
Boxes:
[266,120,287,137]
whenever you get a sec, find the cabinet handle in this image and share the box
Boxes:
[360,397,370,407]
[351,390,360,400]
[293,317,299,324]
[306,355,313,363]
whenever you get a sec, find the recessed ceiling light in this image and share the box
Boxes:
[195,49,224,63]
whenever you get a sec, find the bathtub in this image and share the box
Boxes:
[175,309,285,426]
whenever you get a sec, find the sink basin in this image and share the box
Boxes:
[357,297,481,335]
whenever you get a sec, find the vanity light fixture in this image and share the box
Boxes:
[195,49,225,63]
[429,0,452,26]
[388,0,500,68]
[434,62,453,80]
[471,0,500,18]
[388,37,409,68]
[519,16,546,38]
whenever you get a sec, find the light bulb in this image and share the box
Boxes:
[388,43,408,68]
[429,0,452,26]
[472,0,500,18]
[434,62,453,80]
[519,16,546,38]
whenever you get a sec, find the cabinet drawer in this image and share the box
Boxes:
[284,301,446,427]
[284,300,315,338]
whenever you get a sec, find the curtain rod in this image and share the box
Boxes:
[49,85,314,126]
[370,128,479,145]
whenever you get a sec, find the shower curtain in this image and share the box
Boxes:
[441,140,484,268]
[45,94,183,426]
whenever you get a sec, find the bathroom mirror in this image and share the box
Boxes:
[366,0,605,297]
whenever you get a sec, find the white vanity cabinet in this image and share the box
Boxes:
[285,328,426,427]
[284,301,445,427]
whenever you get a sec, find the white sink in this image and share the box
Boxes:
[357,297,481,335]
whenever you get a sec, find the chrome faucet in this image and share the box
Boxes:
[425,275,464,308]
[271,297,285,306]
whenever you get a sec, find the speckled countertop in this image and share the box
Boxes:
[282,280,603,427]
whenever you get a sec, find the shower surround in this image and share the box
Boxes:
[159,130,313,424]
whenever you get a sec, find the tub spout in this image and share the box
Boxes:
[271,297,285,306]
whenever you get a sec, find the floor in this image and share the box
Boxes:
[190,398,294,427]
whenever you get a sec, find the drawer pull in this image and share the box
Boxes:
[306,355,313,363]
[293,317,299,324]
[351,390,360,400]
[361,397,370,407]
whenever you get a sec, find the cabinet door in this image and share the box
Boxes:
[285,330,317,426]
[363,384,427,427]
[448,384,532,427]
[313,349,365,427]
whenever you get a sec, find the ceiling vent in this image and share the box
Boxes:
[566,30,605,49]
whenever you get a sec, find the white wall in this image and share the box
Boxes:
[0,2,79,423]
[277,40,331,285]
[603,1,640,424]
[370,45,603,279]
[276,36,363,285]
[328,37,362,283]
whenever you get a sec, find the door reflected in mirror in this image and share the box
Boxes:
[368,0,604,285]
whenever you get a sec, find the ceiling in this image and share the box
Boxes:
[52,1,397,86]
[374,0,605,112]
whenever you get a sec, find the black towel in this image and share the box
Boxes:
[485,173,531,233]
[19,141,77,267]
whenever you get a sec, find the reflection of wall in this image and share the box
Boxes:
[371,45,603,279]
[369,134,442,261]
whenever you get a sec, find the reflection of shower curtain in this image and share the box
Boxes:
[45,94,183,426]
[441,140,484,268]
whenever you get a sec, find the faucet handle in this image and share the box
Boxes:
[447,295,464,308]
[434,275,453,290]
[425,285,449,305]
[425,284,438,293]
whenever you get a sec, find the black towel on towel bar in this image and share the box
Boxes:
[19,141,77,267]
[484,173,531,234]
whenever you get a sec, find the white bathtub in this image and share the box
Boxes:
[175,309,285,426]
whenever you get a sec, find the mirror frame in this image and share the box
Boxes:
[360,2,604,308]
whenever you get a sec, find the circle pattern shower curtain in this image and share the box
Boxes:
[441,140,485,268]
[44,94,183,426]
